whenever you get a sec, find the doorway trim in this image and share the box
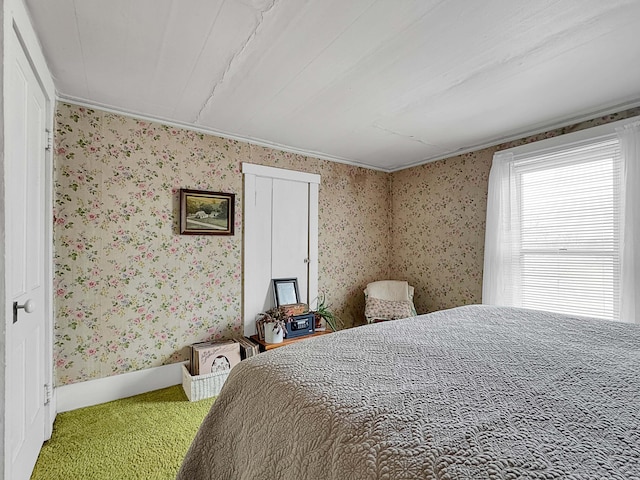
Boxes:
[242,163,320,336]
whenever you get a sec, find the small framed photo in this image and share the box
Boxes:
[179,189,235,235]
[272,278,300,307]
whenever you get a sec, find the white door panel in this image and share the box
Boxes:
[272,179,309,303]
[251,176,274,319]
[6,25,47,480]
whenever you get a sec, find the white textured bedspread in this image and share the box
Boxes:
[177,305,640,479]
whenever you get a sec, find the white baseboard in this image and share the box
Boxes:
[55,361,188,413]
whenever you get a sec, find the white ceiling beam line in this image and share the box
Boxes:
[171,0,226,118]
[193,0,278,124]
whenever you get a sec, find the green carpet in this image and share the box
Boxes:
[31,385,216,480]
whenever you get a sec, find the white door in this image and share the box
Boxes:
[243,164,320,336]
[6,26,49,480]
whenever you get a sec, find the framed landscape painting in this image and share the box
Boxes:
[179,189,235,235]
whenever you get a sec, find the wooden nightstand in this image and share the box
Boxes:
[250,330,332,352]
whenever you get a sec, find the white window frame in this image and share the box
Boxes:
[483,116,640,322]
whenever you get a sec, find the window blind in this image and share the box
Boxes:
[512,138,621,320]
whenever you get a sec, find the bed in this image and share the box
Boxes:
[177,305,640,479]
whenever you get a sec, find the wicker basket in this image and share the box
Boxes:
[181,364,229,402]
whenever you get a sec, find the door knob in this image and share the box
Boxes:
[16,299,35,313]
[13,299,35,323]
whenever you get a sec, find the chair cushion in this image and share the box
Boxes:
[365,297,414,321]
[364,280,411,302]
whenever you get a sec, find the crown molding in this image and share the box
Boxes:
[57,94,640,174]
[56,94,391,172]
[395,98,640,172]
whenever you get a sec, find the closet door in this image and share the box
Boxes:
[271,179,309,303]
[243,164,320,336]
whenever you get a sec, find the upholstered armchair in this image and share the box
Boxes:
[364,280,417,324]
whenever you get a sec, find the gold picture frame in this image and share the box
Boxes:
[179,189,235,235]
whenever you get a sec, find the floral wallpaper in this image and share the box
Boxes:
[390,150,493,314]
[53,103,390,386]
[54,101,639,386]
[390,107,640,315]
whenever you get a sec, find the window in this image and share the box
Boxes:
[515,139,620,320]
[483,117,640,323]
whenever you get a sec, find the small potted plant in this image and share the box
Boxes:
[312,294,341,332]
[256,309,288,344]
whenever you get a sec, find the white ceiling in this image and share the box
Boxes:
[25,0,640,171]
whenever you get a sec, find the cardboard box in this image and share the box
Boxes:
[191,340,241,375]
